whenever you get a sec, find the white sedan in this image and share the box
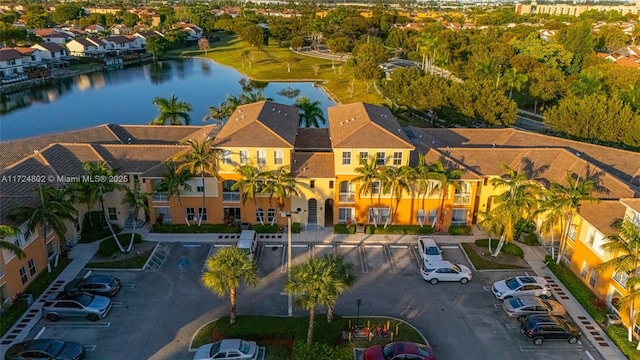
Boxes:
[194,339,258,360]
[420,261,473,284]
[492,276,551,300]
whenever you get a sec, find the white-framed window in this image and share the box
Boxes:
[338,208,354,224]
[369,208,390,224]
[222,180,240,202]
[256,208,264,222]
[428,209,437,224]
[154,207,172,224]
[589,270,598,287]
[342,152,351,165]
[19,266,27,284]
[613,271,630,288]
[186,208,196,221]
[454,181,472,204]
[417,209,425,223]
[108,207,117,221]
[563,244,574,264]
[239,150,249,165]
[196,179,204,193]
[567,218,577,240]
[198,208,207,221]
[580,261,589,279]
[222,150,232,164]
[339,181,355,202]
[359,152,369,161]
[393,152,402,165]
[376,152,386,166]
[371,181,380,195]
[28,259,36,276]
[257,150,267,166]
[451,209,468,225]
[586,227,596,246]
[274,150,284,165]
[223,207,241,221]
[152,179,168,201]
[267,208,276,223]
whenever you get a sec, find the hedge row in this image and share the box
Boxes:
[98,234,143,257]
[365,225,435,235]
[151,223,240,233]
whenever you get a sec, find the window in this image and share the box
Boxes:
[274,150,284,165]
[451,209,468,225]
[196,179,204,193]
[256,208,264,222]
[339,181,355,202]
[222,180,240,202]
[376,152,386,166]
[369,208,390,224]
[614,271,630,288]
[586,227,596,246]
[580,262,589,279]
[417,209,425,224]
[257,150,267,165]
[359,152,369,161]
[567,220,577,241]
[338,208,354,224]
[310,180,315,189]
[371,181,380,195]
[329,181,334,189]
[223,207,241,221]
[393,152,402,165]
[342,152,351,165]
[267,208,276,223]
[108,207,117,221]
[239,150,249,165]
[222,150,232,164]
[28,259,36,276]
[454,182,472,204]
[155,207,171,224]
[428,209,437,224]
[186,208,196,221]
[198,208,207,221]
[589,271,598,287]
[19,266,27,284]
[563,244,574,263]
[152,180,168,201]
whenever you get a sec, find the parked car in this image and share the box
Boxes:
[520,314,581,345]
[42,292,111,322]
[502,296,566,321]
[492,276,551,300]
[4,339,85,360]
[193,339,258,360]
[64,275,122,297]
[417,237,442,264]
[364,341,436,360]
[420,261,472,284]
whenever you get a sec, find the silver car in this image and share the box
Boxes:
[503,296,566,322]
[43,291,111,322]
[194,339,258,360]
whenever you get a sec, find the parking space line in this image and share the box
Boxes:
[493,304,502,308]
[111,302,124,307]
[585,350,595,360]
[313,244,335,258]
[84,345,97,351]
[483,286,492,291]
[201,244,215,273]
[389,245,408,249]
[359,246,369,273]
[34,327,46,339]
[384,246,396,274]
[122,284,135,289]
[46,322,111,328]
[280,245,287,273]
[505,324,517,329]
[519,346,584,352]
[441,246,458,249]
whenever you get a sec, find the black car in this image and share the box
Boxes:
[520,314,581,345]
[5,339,85,360]
[64,275,122,297]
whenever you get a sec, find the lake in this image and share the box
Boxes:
[0,58,336,141]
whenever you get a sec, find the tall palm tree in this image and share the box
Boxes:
[9,185,78,271]
[261,166,300,225]
[173,137,221,226]
[155,162,192,225]
[487,164,542,256]
[553,172,599,264]
[535,187,566,260]
[150,94,192,125]
[201,246,258,324]
[232,164,265,225]
[381,166,412,228]
[284,257,344,343]
[412,156,442,226]
[0,225,26,259]
[83,161,126,252]
[295,97,326,128]
[353,157,378,211]
[597,219,640,344]
[68,180,99,230]
[322,254,356,323]
[121,177,148,252]
[503,68,528,100]
[476,210,504,255]
[429,160,463,231]
[418,31,439,74]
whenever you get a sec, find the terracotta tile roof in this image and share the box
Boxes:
[578,200,627,236]
[328,103,413,149]
[35,28,56,36]
[295,128,331,150]
[621,198,640,214]
[15,47,35,55]
[213,101,298,148]
[291,152,335,178]
[39,144,104,177]
[91,144,185,173]
[0,48,22,61]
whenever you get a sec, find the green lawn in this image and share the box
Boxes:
[460,243,528,270]
[173,33,385,105]
[85,248,153,269]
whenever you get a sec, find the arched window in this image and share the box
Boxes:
[267,208,276,223]
[256,208,264,223]
[222,180,239,202]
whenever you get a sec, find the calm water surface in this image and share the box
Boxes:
[0,58,335,141]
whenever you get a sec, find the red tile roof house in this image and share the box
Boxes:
[0,48,26,83]
[30,43,67,62]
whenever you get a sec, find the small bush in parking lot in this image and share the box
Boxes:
[606,324,640,360]
[334,224,355,234]
[98,234,142,257]
[151,223,240,233]
[365,225,434,235]
[293,341,352,360]
[448,225,471,235]
[251,224,278,233]
[475,239,524,258]
[292,222,301,234]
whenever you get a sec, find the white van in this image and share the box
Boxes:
[417,237,443,264]
[237,230,258,261]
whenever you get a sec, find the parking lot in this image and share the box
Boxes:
[23,240,604,360]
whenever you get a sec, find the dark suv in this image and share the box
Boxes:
[64,275,122,297]
[520,314,581,345]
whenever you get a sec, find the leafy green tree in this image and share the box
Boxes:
[503,68,528,100]
[0,23,27,47]
[528,66,566,113]
[121,178,147,252]
[295,97,325,127]
[418,31,440,74]
[618,85,640,112]
[596,25,629,54]
[350,40,387,93]
[240,25,264,48]
[291,36,305,51]
[203,91,265,123]
[173,137,221,226]
[155,163,192,225]
[557,21,596,74]
[0,225,26,259]
[326,36,351,69]
[510,33,573,72]
[261,166,300,224]
[471,82,518,126]
[150,94,192,125]
[146,35,171,60]
[232,164,265,225]
[121,12,139,28]
[202,247,258,324]
[52,3,82,24]
[568,71,607,98]
[23,5,52,29]
[269,17,293,47]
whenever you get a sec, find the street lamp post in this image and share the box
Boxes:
[282,210,299,317]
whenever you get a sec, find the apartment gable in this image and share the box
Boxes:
[39,143,105,177]
[292,152,335,178]
[92,144,185,173]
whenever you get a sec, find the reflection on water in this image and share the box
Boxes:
[0,58,335,140]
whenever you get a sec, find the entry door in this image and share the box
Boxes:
[324,199,334,227]
[308,199,317,225]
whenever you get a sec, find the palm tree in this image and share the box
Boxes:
[68,181,99,230]
[284,257,344,343]
[503,68,528,100]
[0,225,26,259]
[413,156,441,225]
[260,166,300,225]
[429,160,463,231]
[381,166,412,228]
[487,164,542,256]
[476,210,504,255]
[150,94,192,125]
[553,172,599,264]
[201,247,258,324]
[155,162,192,225]
[597,219,640,344]
[295,97,326,128]
[9,185,78,271]
[232,164,265,225]
[322,254,356,323]
[353,157,378,211]
[121,177,148,252]
[173,137,221,226]
[535,187,566,260]
[83,161,126,252]
[418,31,439,74]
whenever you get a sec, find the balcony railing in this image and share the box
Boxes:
[153,192,168,202]
[454,194,471,204]
[339,193,355,203]
[223,192,240,202]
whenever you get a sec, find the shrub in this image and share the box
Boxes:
[448,225,471,235]
[334,224,355,234]
[81,211,107,234]
[151,223,240,233]
[98,234,142,257]
[252,224,278,233]
[80,224,121,243]
[365,225,434,235]
[522,233,539,246]
[293,341,352,360]
[474,239,524,258]
[292,222,301,234]
[606,324,640,360]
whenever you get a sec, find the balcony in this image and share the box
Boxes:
[153,192,168,202]
[223,192,240,202]
[454,194,471,204]
[339,193,355,203]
